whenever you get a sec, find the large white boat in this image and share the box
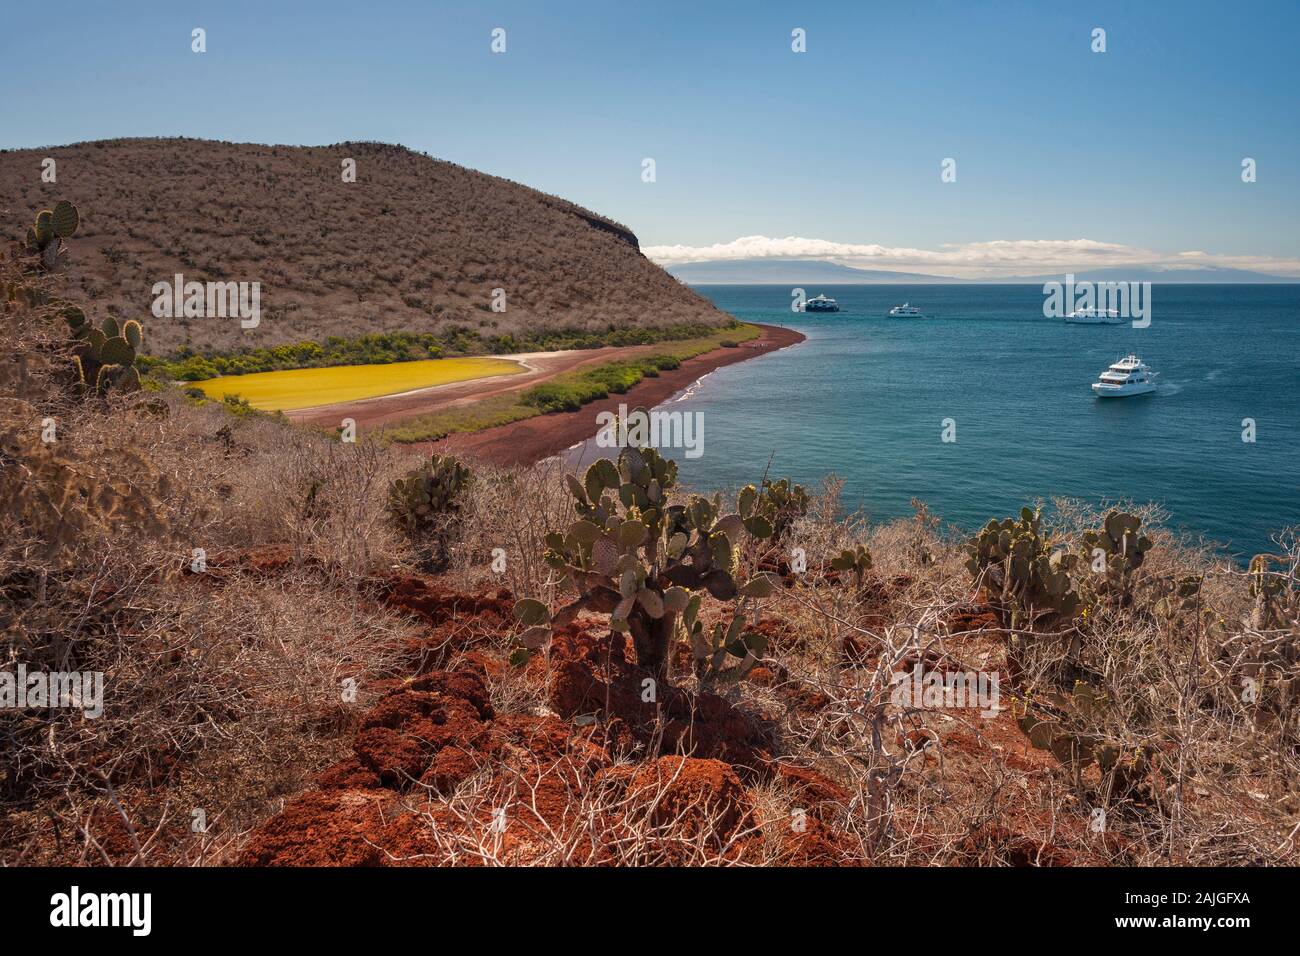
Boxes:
[1066,307,1124,324]
[888,302,924,317]
[1092,355,1158,397]
[804,294,840,313]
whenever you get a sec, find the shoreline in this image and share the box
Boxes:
[423,322,805,466]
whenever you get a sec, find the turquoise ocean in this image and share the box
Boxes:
[573,284,1299,559]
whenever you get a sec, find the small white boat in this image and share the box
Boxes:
[804,294,840,313]
[1092,355,1158,397]
[1066,307,1124,324]
[888,302,923,317]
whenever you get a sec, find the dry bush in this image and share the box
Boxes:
[449,456,580,601]
[1,565,419,865]
[0,253,424,864]
[440,458,1295,866]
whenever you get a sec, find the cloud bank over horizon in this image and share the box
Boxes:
[642,235,1300,279]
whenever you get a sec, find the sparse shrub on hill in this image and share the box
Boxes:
[0,139,731,356]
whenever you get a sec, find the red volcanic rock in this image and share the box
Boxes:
[351,675,492,788]
[238,789,393,866]
[547,625,768,768]
[626,756,752,840]
[353,725,435,787]
[318,758,382,791]
[379,576,513,627]
[943,603,1002,635]
[237,581,875,867]
[769,762,849,809]
[376,576,514,671]
[420,746,482,793]
[408,670,493,719]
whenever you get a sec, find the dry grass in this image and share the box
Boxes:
[445,468,1300,866]
[0,139,730,358]
[2,257,425,862]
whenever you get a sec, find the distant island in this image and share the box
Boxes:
[666,257,1300,285]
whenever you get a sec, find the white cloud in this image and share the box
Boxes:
[642,234,1300,278]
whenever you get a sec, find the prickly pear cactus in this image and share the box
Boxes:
[1016,681,1157,801]
[965,507,1081,631]
[50,200,80,238]
[1248,554,1292,630]
[738,477,809,544]
[1081,511,1153,606]
[830,544,873,587]
[521,446,779,683]
[387,454,472,570]
[24,200,79,271]
[64,304,145,396]
[1153,574,1205,622]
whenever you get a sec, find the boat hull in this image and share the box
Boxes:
[1066,315,1125,325]
[1092,382,1157,397]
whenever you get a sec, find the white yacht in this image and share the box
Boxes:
[804,294,840,313]
[1066,307,1124,324]
[888,302,924,317]
[1092,355,1158,397]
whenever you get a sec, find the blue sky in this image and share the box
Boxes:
[3,0,1297,276]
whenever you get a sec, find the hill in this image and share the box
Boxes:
[0,138,729,357]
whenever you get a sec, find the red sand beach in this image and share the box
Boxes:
[426,323,804,466]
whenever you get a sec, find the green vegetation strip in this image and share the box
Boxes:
[382,323,762,444]
[140,321,734,381]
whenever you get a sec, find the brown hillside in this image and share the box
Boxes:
[0,138,727,357]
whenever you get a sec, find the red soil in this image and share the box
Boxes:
[37,548,1110,867]
[236,571,869,867]
[428,323,805,466]
[224,554,1111,867]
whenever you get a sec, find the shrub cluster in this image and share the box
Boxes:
[520,355,682,414]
